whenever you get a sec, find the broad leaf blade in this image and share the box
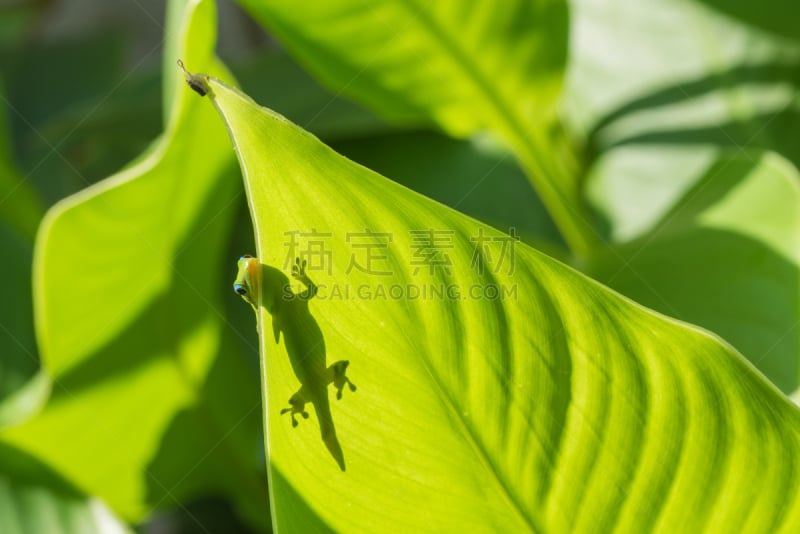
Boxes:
[240,0,566,133]
[201,75,800,532]
[588,151,800,393]
[567,0,800,392]
[2,0,268,527]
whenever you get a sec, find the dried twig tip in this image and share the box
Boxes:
[176,59,208,97]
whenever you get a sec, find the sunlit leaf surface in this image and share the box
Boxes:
[195,72,800,533]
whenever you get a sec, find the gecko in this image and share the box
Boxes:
[233,255,356,471]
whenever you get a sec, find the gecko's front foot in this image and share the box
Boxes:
[291,257,317,300]
[291,257,308,281]
[280,392,309,427]
[329,360,357,400]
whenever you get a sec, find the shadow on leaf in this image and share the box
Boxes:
[258,261,356,471]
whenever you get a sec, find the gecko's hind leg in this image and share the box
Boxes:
[329,360,357,400]
[280,391,309,427]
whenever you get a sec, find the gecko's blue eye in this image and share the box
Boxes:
[240,254,253,260]
[234,284,247,295]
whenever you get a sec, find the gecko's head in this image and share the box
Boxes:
[233,254,260,310]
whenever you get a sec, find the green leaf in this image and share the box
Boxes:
[238,0,593,255]
[566,0,800,239]
[198,72,800,532]
[0,443,130,534]
[1,0,268,528]
[587,150,800,393]
[567,0,800,392]
[566,0,800,216]
[239,0,566,133]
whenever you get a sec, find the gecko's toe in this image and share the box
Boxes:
[281,392,309,428]
[291,257,308,279]
[330,360,356,400]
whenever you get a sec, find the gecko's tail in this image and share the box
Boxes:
[322,426,346,472]
[316,394,346,471]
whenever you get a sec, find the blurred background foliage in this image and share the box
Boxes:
[0,0,798,532]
